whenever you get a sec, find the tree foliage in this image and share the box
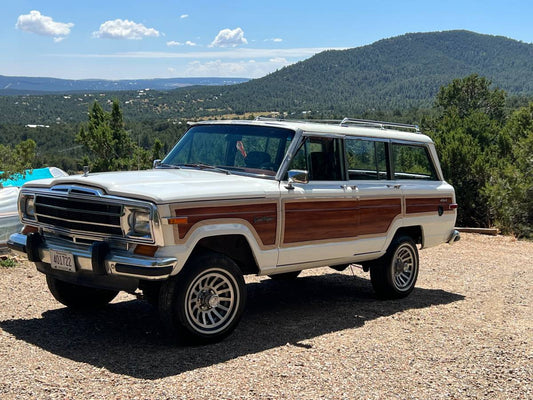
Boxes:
[429,74,532,237]
[0,139,36,183]
[77,100,153,172]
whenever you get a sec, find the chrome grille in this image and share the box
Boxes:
[34,194,123,236]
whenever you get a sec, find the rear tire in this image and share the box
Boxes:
[159,252,246,344]
[46,276,119,309]
[370,236,419,299]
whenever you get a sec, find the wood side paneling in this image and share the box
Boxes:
[283,198,402,244]
[406,197,453,214]
[175,203,277,245]
[359,198,402,235]
[283,200,358,244]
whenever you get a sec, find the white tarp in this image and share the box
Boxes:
[0,167,68,243]
[0,187,21,243]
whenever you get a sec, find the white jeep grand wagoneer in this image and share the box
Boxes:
[9,118,459,344]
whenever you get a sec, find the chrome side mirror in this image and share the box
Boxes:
[153,159,162,169]
[285,169,308,189]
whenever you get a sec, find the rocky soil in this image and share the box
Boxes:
[0,233,531,399]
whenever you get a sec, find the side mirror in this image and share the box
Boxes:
[285,169,308,189]
[153,159,162,169]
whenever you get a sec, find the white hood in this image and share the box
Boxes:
[22,169,279,204]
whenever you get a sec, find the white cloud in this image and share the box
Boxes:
[269,57,288,63]
[180,14,189,19]
[16,10,73,41]
[167,40,197,47]
[186,57,293,78]
[265,38,283,43]
[210,27,247,48]
[93,19,160,40]
[71,47,347,59]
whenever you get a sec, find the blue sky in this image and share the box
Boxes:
[1,0,532,80]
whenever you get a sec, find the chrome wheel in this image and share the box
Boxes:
[392,243,418,291]
[184,268,240,335]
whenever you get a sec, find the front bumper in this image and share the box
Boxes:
[8,232,177,281]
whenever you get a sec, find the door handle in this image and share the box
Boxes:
[387,184,402,189]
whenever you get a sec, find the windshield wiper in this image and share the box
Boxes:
[178,163,231,175]
[157,163,181,169]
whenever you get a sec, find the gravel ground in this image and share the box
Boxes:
[0,233,531,399]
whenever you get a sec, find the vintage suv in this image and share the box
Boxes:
[8,118,459,344]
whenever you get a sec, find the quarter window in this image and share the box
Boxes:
[392,143,438,180]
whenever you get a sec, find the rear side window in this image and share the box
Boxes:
[345,139,387,180]
[392,143,438,180]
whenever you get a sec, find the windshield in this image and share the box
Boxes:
[162,124,295,178]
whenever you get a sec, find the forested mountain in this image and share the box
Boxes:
[0,76,248,95]
[219,30,533,114]
[0,30,531,125]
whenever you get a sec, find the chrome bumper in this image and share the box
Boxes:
[8,232,177,280]
[447,229,461,245]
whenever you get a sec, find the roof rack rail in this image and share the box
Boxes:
[339,118,420,133]
[254,116,340,124]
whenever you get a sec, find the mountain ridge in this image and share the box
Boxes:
[0,30,531,124]
[0,76,249,95]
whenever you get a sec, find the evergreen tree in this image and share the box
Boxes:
[0,139,36,183]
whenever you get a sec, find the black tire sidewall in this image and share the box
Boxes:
[46,275,119,309]
[370,236,419,299]
[159,252,246,344]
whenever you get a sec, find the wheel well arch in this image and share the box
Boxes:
[393,226,423,245]
[190,234,259,275]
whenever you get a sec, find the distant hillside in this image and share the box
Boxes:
[0,30,531,124]
[184,30,533,115]
[0,76,249,95]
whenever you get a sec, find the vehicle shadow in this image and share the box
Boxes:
[0,273,464,379]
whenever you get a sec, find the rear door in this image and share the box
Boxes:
[344,137,403,254]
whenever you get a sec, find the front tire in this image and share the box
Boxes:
[159,252,246,344]
[46,276,119,309]
[370,236,419,299]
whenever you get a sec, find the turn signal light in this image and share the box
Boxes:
[134,245,158,257]
[167,216,189,225]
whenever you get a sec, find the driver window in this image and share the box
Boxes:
[289,136,343,181]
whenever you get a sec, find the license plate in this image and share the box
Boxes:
[50,250,76,272]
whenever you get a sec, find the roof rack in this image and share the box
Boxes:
[339,118,420,132]
[253,116,421,133]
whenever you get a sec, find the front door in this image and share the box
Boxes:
[278,135,359,266]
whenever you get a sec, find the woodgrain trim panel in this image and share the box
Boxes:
[282,197,402,245]
[283,200,358,244]
[174,202,278,246]
[359,198,402,235]
[406,197,454,215]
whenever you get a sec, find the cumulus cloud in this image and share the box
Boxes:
[210,27,247,48]
[93,19,160,40]
[180,14,189,19]
[16,10,73,41]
